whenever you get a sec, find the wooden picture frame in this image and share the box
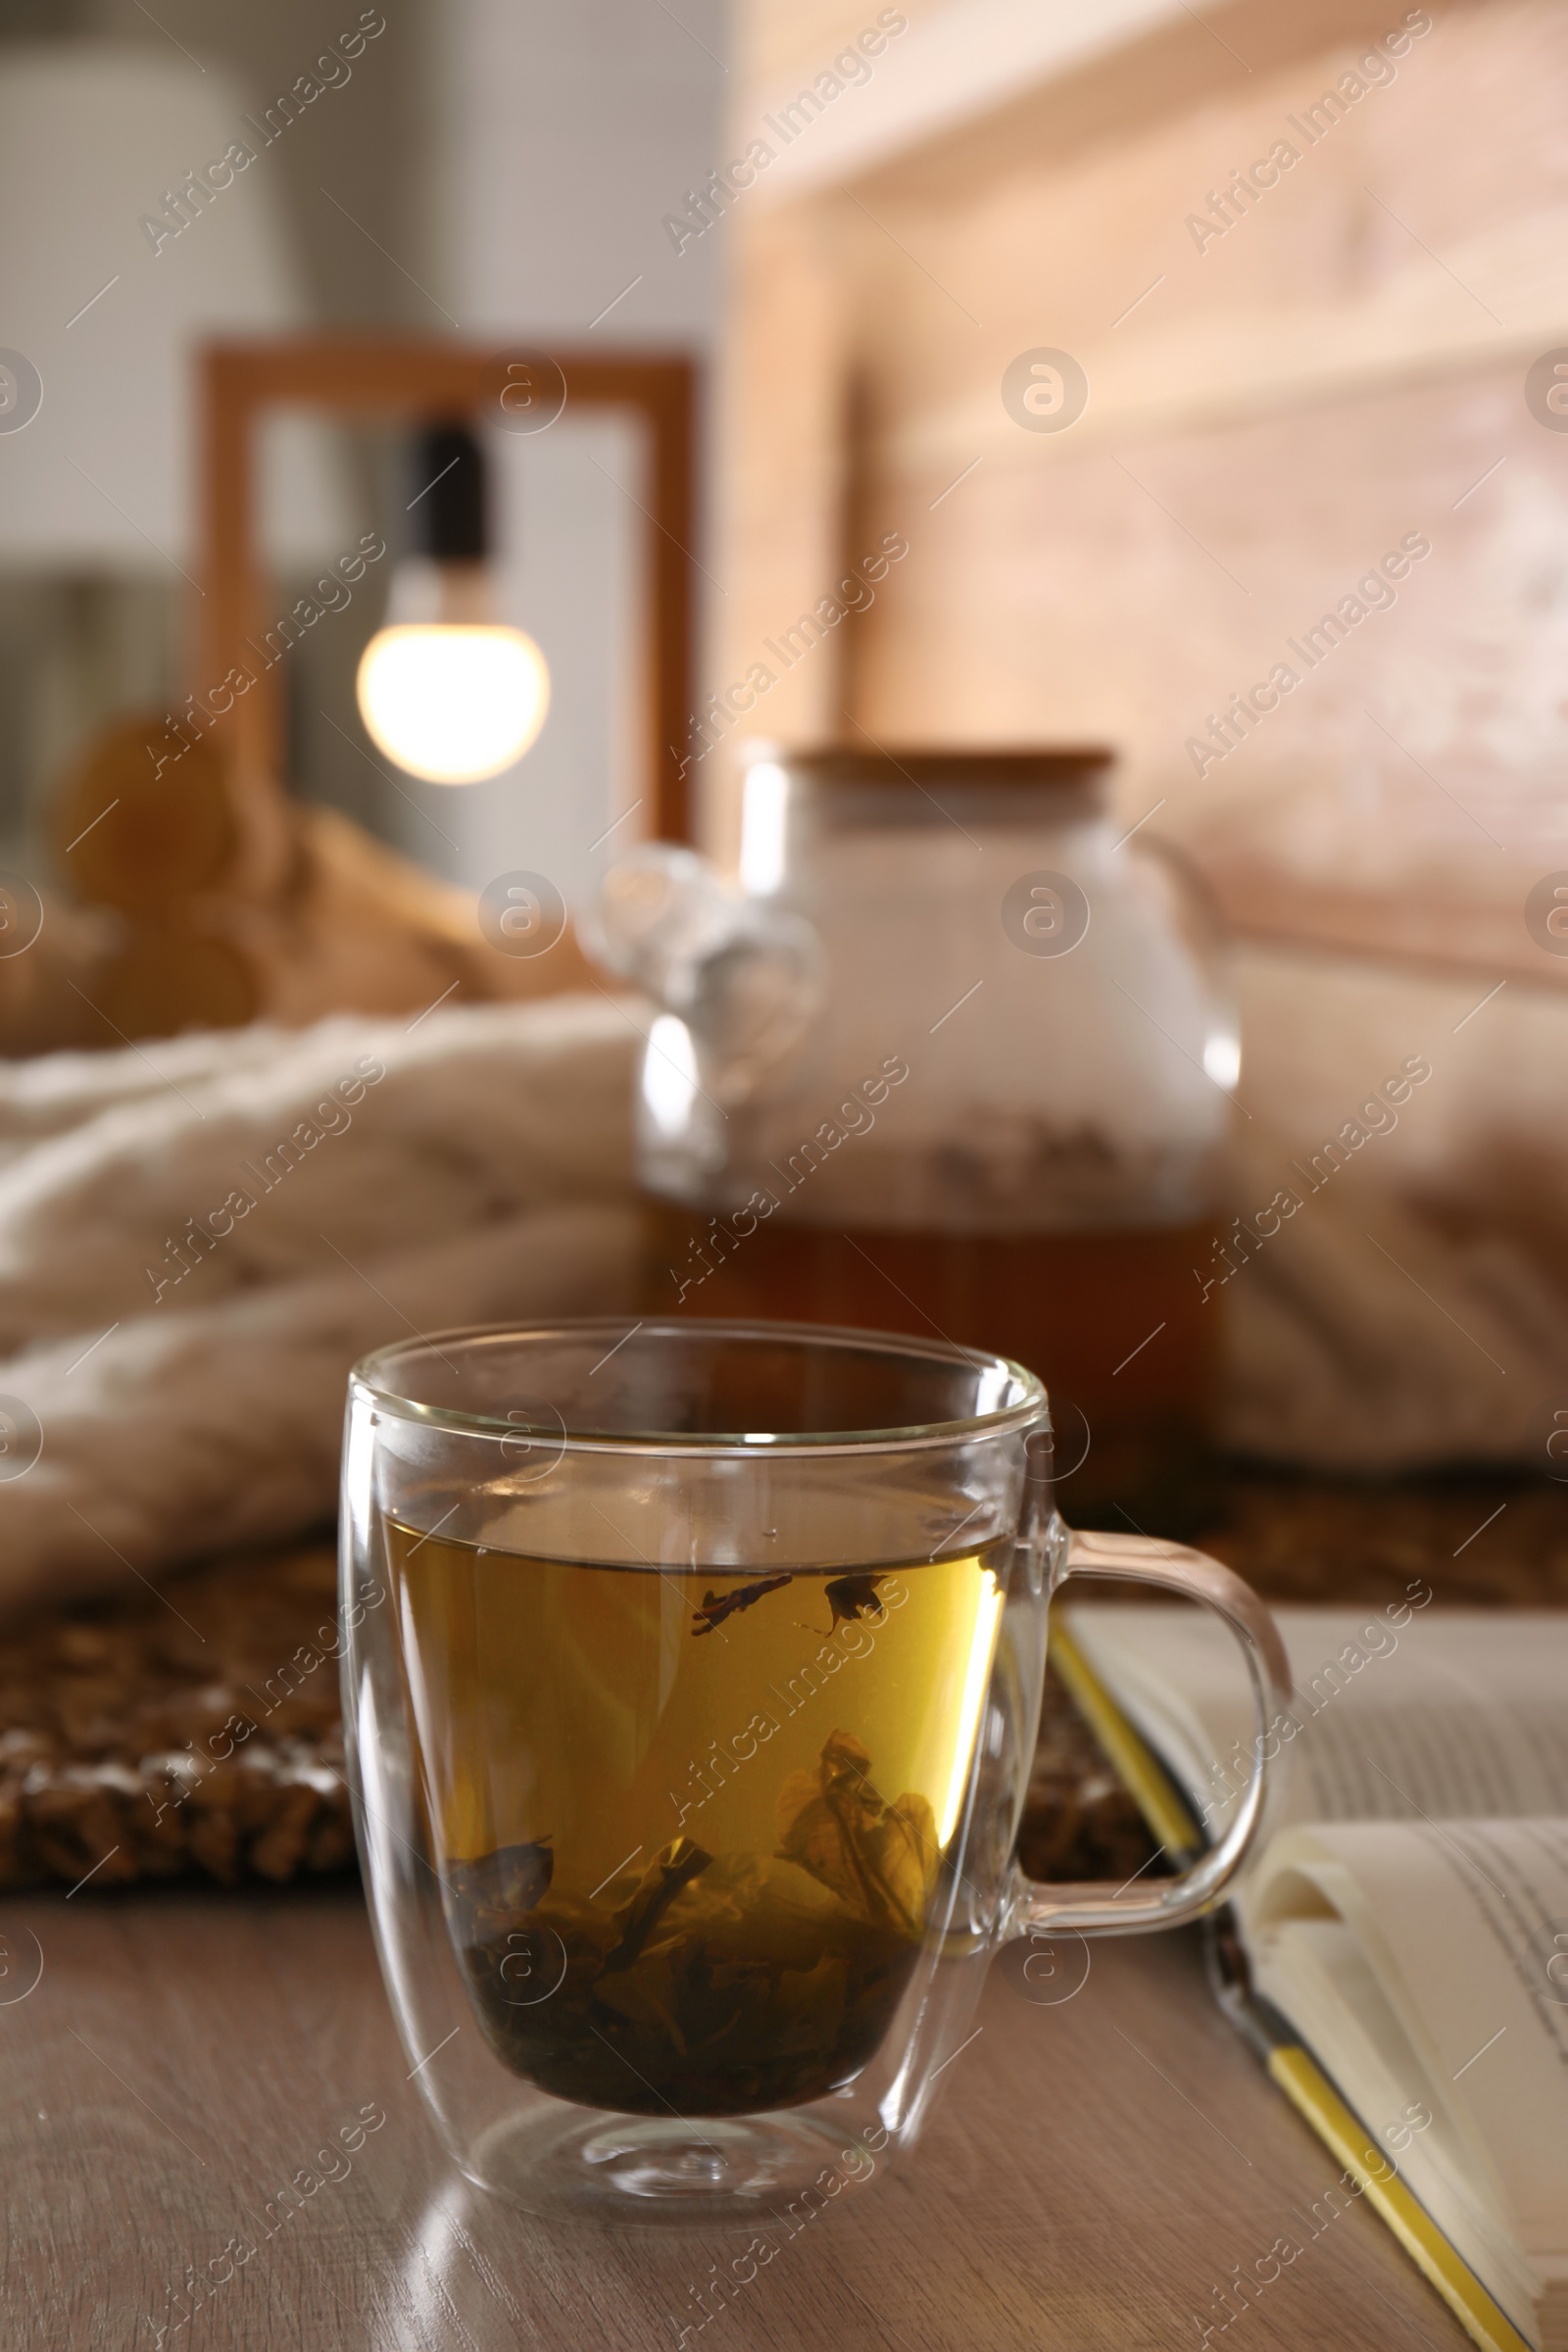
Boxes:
[197,335,698,842]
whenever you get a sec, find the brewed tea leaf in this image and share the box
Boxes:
[863,1789,937,1936]
[691,1573,792,1636]
[775,1731,936,1938]
[593,1947,692,2052]
[442,1837,553,1946]
[815,1574,889,1637]
[604,1837,712,1973]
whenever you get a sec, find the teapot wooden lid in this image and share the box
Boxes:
[765,747,1113,790]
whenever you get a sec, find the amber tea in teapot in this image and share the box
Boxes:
[640,1201,1215,1522]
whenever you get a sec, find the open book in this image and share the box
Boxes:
[1058,1597,1568,2352]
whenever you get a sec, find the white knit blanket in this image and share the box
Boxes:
[1219,1123,1566,1472]
[0,997,640,1617]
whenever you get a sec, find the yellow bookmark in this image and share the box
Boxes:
[1049,1619,1202,1861]
[1267,2046,1533,2352]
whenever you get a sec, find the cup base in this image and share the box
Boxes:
[465,2102,860,2226]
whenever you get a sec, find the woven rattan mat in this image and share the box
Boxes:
[5,1473,1561,1893]
[0,1544,350,1892]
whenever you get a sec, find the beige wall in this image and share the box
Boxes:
[710,0,1568,993]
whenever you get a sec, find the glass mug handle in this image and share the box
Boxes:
[1016,1527,1294,1936]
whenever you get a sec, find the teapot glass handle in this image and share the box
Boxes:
[580,843,744,1004]
[584,843,824,1104]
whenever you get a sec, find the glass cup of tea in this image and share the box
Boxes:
[342,1318,1289,2223]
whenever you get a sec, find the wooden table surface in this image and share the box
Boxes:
[0,1884,1473,2352]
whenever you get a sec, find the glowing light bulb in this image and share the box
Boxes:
[354,422,551,784]
[356,621,549,784]
[1202,1027,1242,1093]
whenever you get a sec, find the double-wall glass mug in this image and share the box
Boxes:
[342,1318,1289,2225]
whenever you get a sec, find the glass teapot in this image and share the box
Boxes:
[587,746,1237,1525]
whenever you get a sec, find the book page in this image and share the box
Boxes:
[1249,1819,1568,2295]
[1063,1604,1568,1838]
[1248,1912,1536,2335]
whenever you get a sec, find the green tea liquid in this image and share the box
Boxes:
[389,1524,1005,2116]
